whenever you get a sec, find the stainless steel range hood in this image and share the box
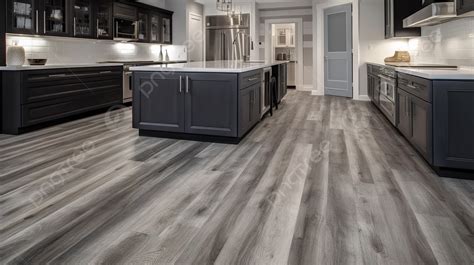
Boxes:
[403,2,457,28]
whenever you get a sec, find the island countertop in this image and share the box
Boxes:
[129,60,289,73]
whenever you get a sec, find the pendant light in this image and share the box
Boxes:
[216,0,233,12]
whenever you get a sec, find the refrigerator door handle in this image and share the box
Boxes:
[222,32,226,60]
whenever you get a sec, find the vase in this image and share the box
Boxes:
[7,41,26,66]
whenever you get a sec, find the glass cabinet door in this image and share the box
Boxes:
[72,0,93,37]
[150,13,161,43]
[96,0,113,39]
[8,0,37,34]
[162,15,171,44]
[43,0,68,35]
[277,29,286,46]
[137,11,149,42]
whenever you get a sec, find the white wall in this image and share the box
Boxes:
[165,0,204,61]
[5,35,187,64]
[358,0,409,96]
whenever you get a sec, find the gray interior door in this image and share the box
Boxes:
[324,4,353,98]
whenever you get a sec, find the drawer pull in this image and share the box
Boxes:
[48,74,67,78]
[407,84,419,90]
[248,77,259,82]
[100,71,113,74]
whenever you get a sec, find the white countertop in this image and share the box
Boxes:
[367,62,474,80]
[396,67,474,80]
[130,60,289,73]
[0,63,124,71]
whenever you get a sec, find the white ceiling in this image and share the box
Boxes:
[195,0,313,5]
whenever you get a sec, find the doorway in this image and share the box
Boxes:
[272,23,297,89]
[264,18,304,91]
[188,12,204,62]
[324,4,353,98]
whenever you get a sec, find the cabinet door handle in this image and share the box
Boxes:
[179,76,183,93]
[73,17,77,36]
[43,11,46,33]
[96,19,99,38]
[186,76,190,93]
[36,10,39,33]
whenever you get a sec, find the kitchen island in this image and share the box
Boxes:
[130,61,288,143]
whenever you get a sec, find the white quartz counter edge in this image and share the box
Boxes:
[0,63,124,71]
[368,62,474,80]
[395,67,474,80]
[129,61,288,73]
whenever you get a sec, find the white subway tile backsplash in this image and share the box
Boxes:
[408,17,474,67]
[6,35,187,64]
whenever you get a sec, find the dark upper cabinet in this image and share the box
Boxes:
[41,0,70,36]
[385,0,421,39]
[71,0,94,38]
[7,0,70,36]
[150,12,161,43]
[6,0,38,34]
[161,13,172,44]
[137,10,149,42]
[457,0,474,15]
[5,0,173,43]
[95,0,113,39]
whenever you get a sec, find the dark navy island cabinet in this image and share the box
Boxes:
[133,64,287,144]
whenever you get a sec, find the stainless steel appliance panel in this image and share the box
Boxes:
[123,71,133,103]
[206,14,250,29]
[206,14,250,61]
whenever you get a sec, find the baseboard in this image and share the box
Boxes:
[356,95,371,101]
[311,90,324,96]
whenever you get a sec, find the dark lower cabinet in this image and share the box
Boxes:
[134,71,242,139]
[133,73,184,132]
[239,82,261,137]
[397,87,433,164]
[367,64,381,106]
[457,0,474,15]
[433,81,474,170]
[397,74,433,164]
[397,88,411,138]
[133,68,271,142]
[278,63,287,102]
[410,94,433,164]
[2,66,123,134]
[185,74,238,137]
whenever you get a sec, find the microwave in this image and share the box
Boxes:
[114,18,138,41]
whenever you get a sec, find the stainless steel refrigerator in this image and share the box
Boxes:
[206,14,251,61]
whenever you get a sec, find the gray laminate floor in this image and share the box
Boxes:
[0,91,473,265]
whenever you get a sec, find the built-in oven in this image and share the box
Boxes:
[378,68,397,125]
[262,67,272,117]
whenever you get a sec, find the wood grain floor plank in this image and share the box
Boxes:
[0,91,472,265]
